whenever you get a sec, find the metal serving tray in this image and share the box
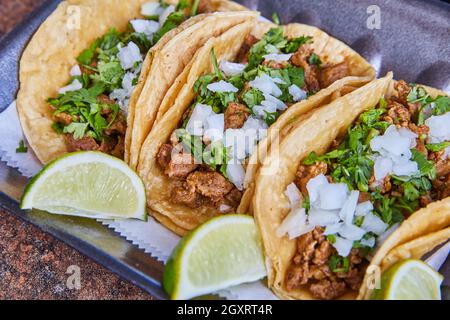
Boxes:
[0,0,449,299]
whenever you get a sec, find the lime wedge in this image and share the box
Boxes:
[163,215,267,300]
[371,259,443,300]
[21,151,146,221]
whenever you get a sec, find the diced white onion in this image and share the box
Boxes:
[360,236,376,248]
[392,160,419,176]
[249,73,283,97]
[59,79,82,94]
[226,162,246,191]
[339,224,366,241]
[263,94,287,111]
[186,103,213,136]
[361,212,388,236]
[70,64,81,77]
[131,19,160,37]
[332,236,353,257]
[224,129,247,160]
[110,72,137,112]
[339,190,359,225]
[318,183,349,210]
[263,53,293,63]
[355,201,373,217]
[371,125,420,181]
[242,116,268,139]
[203,113,225,142]
[219,60,246,77]
[308,207,340,226]
[289,84,307,102]
[207,80,239,93]
[141,2,163,16]
[426,112,450,144]
[284,183,303,209]
[306,174,329,204]
[118,42,143,70]
[373,156,393,181]
[159,5,175,26]
[323,222,344,236]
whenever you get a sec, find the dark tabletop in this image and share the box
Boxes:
[0,0,152,300]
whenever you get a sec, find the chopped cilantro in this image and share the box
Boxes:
[16,140,28,153]
[190,0,200,16]
[426,141,450,152]
[272,12,281,25]
[329,255,349,273]
[308,53,322,67]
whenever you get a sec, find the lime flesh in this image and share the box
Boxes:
[21,151,146,220]
[163,215,267,300]
[372,259,443,300]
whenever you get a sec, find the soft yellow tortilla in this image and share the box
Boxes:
[358,198,450,299]
[253,74,393,300]
[139,21,375,235]
[238,22,375,214]
[381,227,450,270]
[16,0,248,165]
[253,73,450,299]
[137,21,257,235]
[126,10,259,170]
[17,0,156,164]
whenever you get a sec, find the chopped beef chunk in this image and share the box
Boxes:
[171,183,204,208]
[436,159,450,178]
[309,279,347,300]
[224,187,243,208]
[394,80,411,105]
[358,192,371,203]
[165,153,199,179]
[434,174,450,200]
[295,161,328,196]
[105,113,127,136]
[66,135,99,152]
[197,0,214,13]
[97,94,116,105]
[157,144,174,169]
[237,34,259,63]
[319,62,349,88]
[80,60,97,75]
[419,193,433,207]
[187,171,234,203]
[383,100,411,127]
[290,45,320,92]
[64,111,126,159]
[369,175,392,194]
[224,102,250,130]
[286,227,367,300]
[54,112,75,125]
[262,60,286,69]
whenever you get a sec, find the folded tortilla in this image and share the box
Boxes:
[137,21,375,235]
[126,10,259,169]
[16,0,250,165]
[253,73,450,299]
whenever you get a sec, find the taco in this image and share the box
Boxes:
[16,0,252,165]
[253,73,450,299]
[137,22,375,235]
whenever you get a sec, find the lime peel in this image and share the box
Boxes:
[21,151,147,221]
[372,259,443,300]
[164,215,267,300]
